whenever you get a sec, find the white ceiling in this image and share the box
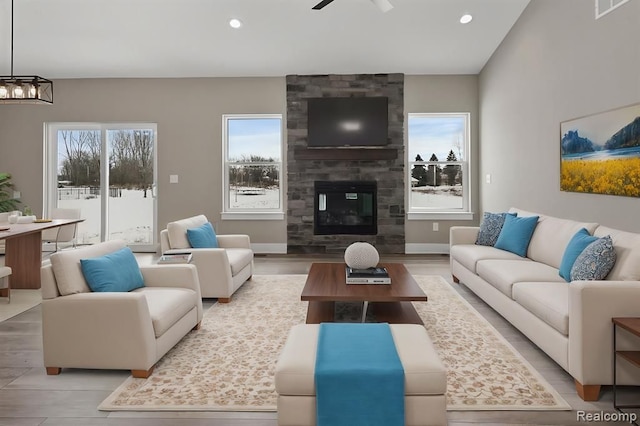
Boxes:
[0,0,530,79]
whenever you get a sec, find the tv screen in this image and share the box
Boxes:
[307,97,388,147]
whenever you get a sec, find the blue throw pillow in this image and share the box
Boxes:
[80,247,145,292]
[570,235,616,281]
[475,212,517,246]
[187,222,218,248]
[558,228,598,282]
[494,214,539,257]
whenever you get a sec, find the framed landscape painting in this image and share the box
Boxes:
[560,102,640,197]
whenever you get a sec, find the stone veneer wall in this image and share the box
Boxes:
[286,74,405,254]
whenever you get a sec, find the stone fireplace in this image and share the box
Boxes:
[286,73,405,254]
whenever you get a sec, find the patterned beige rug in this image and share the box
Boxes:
[99,274,570,411]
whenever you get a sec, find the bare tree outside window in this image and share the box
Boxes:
[109,130,154,196]
[224,115,283,212]
[59,130,101,187]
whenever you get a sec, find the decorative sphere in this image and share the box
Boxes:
[344,242,380,269]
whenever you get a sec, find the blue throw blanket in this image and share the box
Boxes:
[315,323,405,426]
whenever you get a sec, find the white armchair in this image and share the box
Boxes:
[41,239,203,378]
[160,215,254,302]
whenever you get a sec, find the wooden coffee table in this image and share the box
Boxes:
[301,262,427,325]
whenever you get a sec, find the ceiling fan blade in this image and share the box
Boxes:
[312,0,335,10]
[370,0,393,12]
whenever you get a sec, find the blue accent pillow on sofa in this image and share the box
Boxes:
[570,235,616,281]
[187,222,219,248]
[476,212,517,246]
[80,247,145,292]
[494,214,539,257]
[558,228,598,282]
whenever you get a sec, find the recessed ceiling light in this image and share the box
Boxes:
[229,18,243,29]
[460,14,473,24]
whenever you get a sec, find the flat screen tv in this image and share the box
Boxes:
[307,97,388,147]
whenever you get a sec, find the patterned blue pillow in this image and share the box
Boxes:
[570,235,616,281]
[476,212,516,246]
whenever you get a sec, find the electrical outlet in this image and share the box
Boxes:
[485,174,492,184]
[433,222,439,232]
[169,175,179,184]
[12,190,21,199]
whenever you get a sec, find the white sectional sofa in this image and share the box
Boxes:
[450,208,640,401]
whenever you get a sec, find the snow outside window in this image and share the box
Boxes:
[222,115,284,220]
[407,113,472,220]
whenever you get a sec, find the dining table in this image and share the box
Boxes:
[0,219,84,289]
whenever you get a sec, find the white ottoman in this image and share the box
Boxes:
[275,324,447,426]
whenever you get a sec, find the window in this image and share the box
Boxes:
[407,113,472,220]
[595,0,630,19]
[222,114,284,220]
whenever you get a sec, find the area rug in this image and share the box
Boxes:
[98,274,570,411]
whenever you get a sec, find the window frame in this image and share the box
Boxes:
[406,112,473,221]
[221,114,284,221]
[595,0,630,19]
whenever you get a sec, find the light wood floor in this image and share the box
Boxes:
[0,254,637,425]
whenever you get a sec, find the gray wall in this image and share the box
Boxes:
[0,78,288,245]
[479,0,640,231]
[404,75,480,246]
[0,74,479,251]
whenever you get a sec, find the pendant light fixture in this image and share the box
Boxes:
[0,0,53,104]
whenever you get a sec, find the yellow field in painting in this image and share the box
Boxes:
[561,157,640,197]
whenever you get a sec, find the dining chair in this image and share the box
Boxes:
[42,208,81,252]
[0,266,10,303]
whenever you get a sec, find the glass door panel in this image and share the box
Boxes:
[106,128,155,247]
[55,128,102,245]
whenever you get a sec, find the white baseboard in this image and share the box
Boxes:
[251,243,447,255]
[405,243,450,254]
[251,243,287,254]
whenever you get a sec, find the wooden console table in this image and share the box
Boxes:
[0,219,84,289]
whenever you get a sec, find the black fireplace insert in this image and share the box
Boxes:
[314,181,377,235]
